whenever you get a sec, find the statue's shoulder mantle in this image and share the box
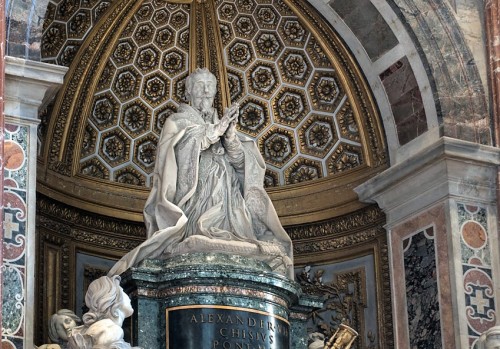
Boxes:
[169,104,204,126]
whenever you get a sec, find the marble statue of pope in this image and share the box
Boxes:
[108,68,293,278]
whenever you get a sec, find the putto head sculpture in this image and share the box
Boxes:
[108,68,294,278]
[49,309,81,343]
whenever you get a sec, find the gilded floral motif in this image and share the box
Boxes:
[219,3,237,21]
[255,6,279,29]
[152,9,169,26]
[115,168,145,186]
[143,76,168,106]
[155,27,175,50]
[42,24,66,58]
[310,73,343,112]
[308,124,331,149]
[134,23,154,45]
[137,141,157,167]
[80,158,108,179]
[281,20,307,46]
[299,115,337,158]
[260,128,296,167]
[113,70,139,101]
[136,4,153,21]
[285,160,322,184]
[236,0,256,13]
[123,103,148,134]
[280,50,311,85]
[316,77,338,103]
[235,15,257,38]
[239,99,269,135]
[170,10,188,30]
[162,49,185,76]
[228,41,254,68]
[113,40,136,66]
[249,63,278,97]
[102,134,128,162]
[137,47,160,72]
[274,88,309,126]
[255,32,282,58]
[92,96,116,127]
[328,144,363,174]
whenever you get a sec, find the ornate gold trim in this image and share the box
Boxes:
[166,304,289,324]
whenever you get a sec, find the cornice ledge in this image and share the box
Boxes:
[5,57,69,119]
[5,56,68,82]
[355,136,500,204]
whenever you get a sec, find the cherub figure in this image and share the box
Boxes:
[68,275,142,349]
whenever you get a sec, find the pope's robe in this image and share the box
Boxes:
[108,104,293,277]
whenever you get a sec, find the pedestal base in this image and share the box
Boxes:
[121,253,321,349]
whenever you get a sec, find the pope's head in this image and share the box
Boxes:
[185,68,217,113]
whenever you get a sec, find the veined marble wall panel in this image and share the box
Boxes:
[391,204,454,348]
[403,226,441,348]
[5,0,50,59]
[2,123,29,349]
[380,57,426,145]
[457,203,497,348]
[387,0,490,144]
[328,0,398,61]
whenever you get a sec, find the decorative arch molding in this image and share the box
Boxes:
[308,0,490,164]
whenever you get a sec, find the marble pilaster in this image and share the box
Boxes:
[2,57,66,349]
[486,0,500,144]
[355,137,500,348]
[0,0,6,335]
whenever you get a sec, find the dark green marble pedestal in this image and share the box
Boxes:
[121,253,322,349]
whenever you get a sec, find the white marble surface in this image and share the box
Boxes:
[4,56,67,120]
[355,136,500,227]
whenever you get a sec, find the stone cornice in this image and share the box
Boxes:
[355,137,500,226]
[4,56,68,119]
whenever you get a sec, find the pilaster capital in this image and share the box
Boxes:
[4,56,68,121]
[355,137,500,227]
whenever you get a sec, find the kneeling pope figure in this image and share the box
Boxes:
[108,68,293,278]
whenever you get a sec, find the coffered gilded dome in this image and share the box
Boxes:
[38,0,387,224]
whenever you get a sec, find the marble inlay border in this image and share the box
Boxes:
[134,285,289,308]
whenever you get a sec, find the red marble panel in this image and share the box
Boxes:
[485,0,500,143]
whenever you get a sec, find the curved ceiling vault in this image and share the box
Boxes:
[37,0,388,225]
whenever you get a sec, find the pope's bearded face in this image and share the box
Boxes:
[189,75,216,113]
